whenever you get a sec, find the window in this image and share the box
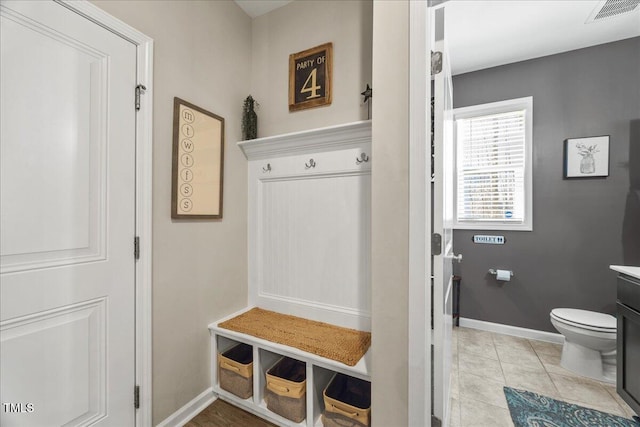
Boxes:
[453,97,533,231]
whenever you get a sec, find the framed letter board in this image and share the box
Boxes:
[289,42,332,112]
[171,97,224,219]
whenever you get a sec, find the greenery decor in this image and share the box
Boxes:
[242,95,258,140]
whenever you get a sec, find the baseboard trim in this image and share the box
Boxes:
[156,387,216,427]
[459,317,564,344]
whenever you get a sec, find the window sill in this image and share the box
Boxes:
[453,223,532,232]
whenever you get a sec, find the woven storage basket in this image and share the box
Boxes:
[322,411,368,427]
[265,357,306,423]
[218,343,253,399]
[323,373,371,427]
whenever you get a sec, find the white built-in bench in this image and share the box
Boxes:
[209,122,372,426]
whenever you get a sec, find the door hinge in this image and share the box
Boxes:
[431,415,442,427]
[135,84,146,111]
[432,233,442,256]
[134,236,140,260]
[431,51,443,75]
[134,385,140,409]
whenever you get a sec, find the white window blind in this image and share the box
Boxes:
[454,97,532,230]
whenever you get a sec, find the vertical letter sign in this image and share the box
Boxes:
[289,43,333,112]
[171,98,224,219]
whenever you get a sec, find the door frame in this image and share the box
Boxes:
[408,0,432,426]
[55,1,154,425]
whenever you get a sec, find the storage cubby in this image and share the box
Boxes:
[322,373,371,427]
[216,335,242,354]
[257,349,288,405]
[213,336,254,403]
[209,309,371,427]
[264,356,307,423]
[311,366,335,426]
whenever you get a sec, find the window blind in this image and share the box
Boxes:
[456,109,527,223]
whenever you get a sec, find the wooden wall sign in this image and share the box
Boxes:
[289,42,332,112]
[171,97,224,219]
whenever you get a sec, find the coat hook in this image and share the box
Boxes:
[305,159,316,169]
[356,153,369,164]
[262,163,271,173]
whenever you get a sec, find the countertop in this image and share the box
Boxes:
[610,265,640,281]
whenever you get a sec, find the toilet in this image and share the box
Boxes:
[550,308,617,383]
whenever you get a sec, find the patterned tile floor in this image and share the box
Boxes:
[449,327,637,427]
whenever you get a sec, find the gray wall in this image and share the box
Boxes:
[453,37,640,332]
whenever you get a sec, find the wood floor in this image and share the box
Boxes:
[185,399,276,427]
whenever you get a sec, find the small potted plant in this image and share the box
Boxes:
[241,95,258,140]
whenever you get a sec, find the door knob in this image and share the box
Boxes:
[446,253,463,263]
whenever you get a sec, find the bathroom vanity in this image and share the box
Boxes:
[611,265,640,416]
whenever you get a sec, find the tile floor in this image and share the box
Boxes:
[449,327,637,427]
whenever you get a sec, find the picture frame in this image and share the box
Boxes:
[563,135,610,179]
[289,42,332,112]
[171,97,224,219]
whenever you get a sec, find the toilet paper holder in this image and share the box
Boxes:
[488,269,514,277]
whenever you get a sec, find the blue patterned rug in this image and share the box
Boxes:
[504,387,640,427]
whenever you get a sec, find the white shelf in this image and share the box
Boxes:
[209,307,371,427]
[238,121,371,161]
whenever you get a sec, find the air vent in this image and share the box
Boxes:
[586,0,640,23]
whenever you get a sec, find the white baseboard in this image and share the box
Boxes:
[459,317,564,344]
[156,387,216,427]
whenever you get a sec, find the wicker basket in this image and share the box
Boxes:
[265,357,306,422]
[323,373,371,427]
[218,343,253,399]
[322,411,368,427]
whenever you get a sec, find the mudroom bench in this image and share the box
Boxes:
[209,307,371,427]
[211,121,373,426]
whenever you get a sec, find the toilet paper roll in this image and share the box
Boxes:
[496,269,511,281]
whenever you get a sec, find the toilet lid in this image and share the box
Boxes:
[551,308,616,331]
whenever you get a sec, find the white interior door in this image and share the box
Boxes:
[432,34,456,425]
[1,1,137,425]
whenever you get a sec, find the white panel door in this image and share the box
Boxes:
[0,1,137,426]
[432,37,456,425]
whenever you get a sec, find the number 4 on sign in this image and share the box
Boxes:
[301,68,321,100]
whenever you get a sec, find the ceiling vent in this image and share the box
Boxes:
[586,0,640,23]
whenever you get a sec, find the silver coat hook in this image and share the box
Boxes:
[262,163,271,173]
[356,153,369,164]
[305,159,316,169]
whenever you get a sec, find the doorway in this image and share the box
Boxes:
[0,1,153,425]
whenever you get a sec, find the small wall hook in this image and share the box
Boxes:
[356,153,369,164]
[305,159,316,169]
[262,163,271,173]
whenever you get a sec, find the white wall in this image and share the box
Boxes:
[371,1,410,425]
[251,0,373,137]
[90,1,252,424]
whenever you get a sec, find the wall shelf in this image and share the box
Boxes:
[238,120,371,161]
